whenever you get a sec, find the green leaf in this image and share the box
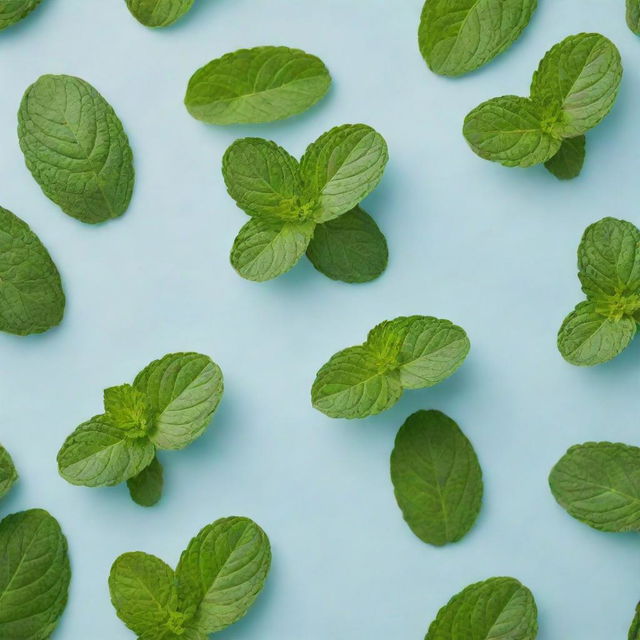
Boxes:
[544,135,585,180]
[530,33,623,138]
[463,95,562,167]
[577,217,640,304]
[125,0,194,27]
[418,0,537,77]
[231,217,314,282]
[0,0,43,30]
[628,0,640,35]
[629,603,640,640]
[57,415,155,487]
[306,206,388,283]
[127,455,164,507]
[549,442,640,533]
[0,206,65,336]
[311,345,402,419]
[18,74,135,224]
[390,410,483,546]
[221,138,303,220]
[133,352,224,450]
[425,577,538,640]
[176,517,271,634]
[0,444,18,500]
[185,46,331,125]
[300,124,389,223]
[104,383,154,437]
[0,509,71,640]
[557,301,636,366]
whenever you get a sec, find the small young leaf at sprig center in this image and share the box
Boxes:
[544,135,586,180]
[549,442,640,533]
[125,0,195,27]
[628,0,640,35]
[0,0,43,31]
[18,74,135,223]
[109,517,271,638]
[222,124,389,282]
[0,205,65,335]
[390,410,483,546]
[0,509,71,640]
[104,384,155,437]
[312,315,470,419]
[425,576,538,640]
[557,217,640,366]
[185,46,331,125]
[418,0,538,77]
[0,444,18,500]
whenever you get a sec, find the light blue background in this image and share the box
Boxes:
[0,0,639,638]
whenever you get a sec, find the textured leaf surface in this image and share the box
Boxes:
[425,577,538,640]
[306,206,388,283]
[127,455,163,507]
[550,442,640,533]
[57,415,155,487]
[0,444,18,500]
[390,410,483,546]
[0,206,65,336]
[0,509,71,640]
[418,0,537,76]
[628,0,640,35]
[185,46,331,124]
[557,301,636,366]
[530,33,622,138]
[176,517,271,634]
[125,0,194,27]
[629,603,640,640]
[300,124,389,222]
[0,0,42,30]
[222,138,302,220]
[231,217,314,282]
[18,74,135,223]
[104,383,154,437]
[463,96,561,167]
[311,345,402,419]
[544,135,585,180]
[134,352,223,450]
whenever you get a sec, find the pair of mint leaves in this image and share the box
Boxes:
[222,124,389,283]
[311,315,470,419]
[0,0,42,30]
[110,516,270,639]
[464,33,622,179]
[57,352,223,506]
[126,0,194,27]
[558,217,640,367]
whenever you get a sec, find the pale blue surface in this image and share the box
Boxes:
[0,0,639,638]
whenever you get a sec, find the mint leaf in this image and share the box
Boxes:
[557,301,636,366]
[185,46,331,125]
[57,415,155,487]
[463,96,561,167]
[0,509,71,639]
[544,135,585,180]
[176,517,271,634]
[0,0,43,30]
[549,442,640,532]
[127,455,163,507]
[530,33,623,138]
[390,410,483,546]
[628,0,640,35]
[18,74,135,224]
[425,577,538,640]
[300,124,389,222]
[306,206,388,283]
[133,352,224,450]
[222,138,303,221]
[125,0,194,27]
[418,0,537,77]
[0,205,65,336]
[629,603,640,640]
[104,384,154,437]
[0,444,18,500]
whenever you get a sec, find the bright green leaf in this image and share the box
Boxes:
[0,0,43,30]
[104,383,154,437]
[390,410,483,546]
[629,603,640,640]
[0,444,18,500]
[0,205,65,336]
[127,455,163,507]
[18,74,135,224]
[628,0,640,35]
[185,46,331,125]
[306,206,388,283]
[544,135,585,180]
[418,0,537,76]
[125,0,194,27]
[0,509,71,640]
